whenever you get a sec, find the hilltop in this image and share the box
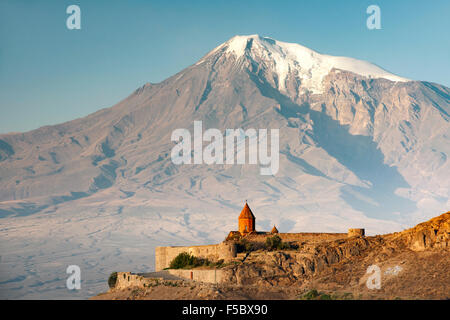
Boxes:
[93,212,449,300]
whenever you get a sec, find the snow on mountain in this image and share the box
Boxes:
[199,35,410,93]
[0,35,449,299]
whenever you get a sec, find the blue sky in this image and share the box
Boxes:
[0,0,449,133]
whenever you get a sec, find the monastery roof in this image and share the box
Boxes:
[239,203,255,220]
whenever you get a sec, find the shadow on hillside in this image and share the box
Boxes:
[248,70,416,220]
[308,109,416,220]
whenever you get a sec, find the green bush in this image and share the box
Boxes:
[169,252,224,269]
[108,272,118,289]
[244,241,254,252]
[342,292,354,300]
[303,289,319,300]
[265,235,281,250]
[237,239,254,253]
[169,252,195,269]
[265,235,291,250]
[216,259,224,266]
[301,289,338,300]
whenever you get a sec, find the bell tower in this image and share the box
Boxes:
[238,201,255,235]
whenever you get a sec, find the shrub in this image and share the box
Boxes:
[301,289,337,300]
[169,252,222,269]
[265,235,293,250]
[169,252,195,269]
[244,240,254,252]
[237,239,254,253]
[265,235,281,250]
[216,259,224,266]
[108,272,118,289]
[303,289,319,300]
[342,292,354,300]
[265,235,282,250]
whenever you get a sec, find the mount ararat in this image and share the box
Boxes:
[0,35,449,299]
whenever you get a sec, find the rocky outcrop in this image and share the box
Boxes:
[102,213,450,300]
[219,236,378,286]
[221,212,449,286]
[392,212,450,251]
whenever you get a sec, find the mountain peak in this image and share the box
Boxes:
[201,34,410,93]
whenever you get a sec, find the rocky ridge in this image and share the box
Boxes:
[95,212,449,300]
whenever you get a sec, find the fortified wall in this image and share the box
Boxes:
[244,232,348,243]
[155,203,365,271]
[155,242,236,271]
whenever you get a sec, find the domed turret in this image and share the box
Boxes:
[239,202,255,235]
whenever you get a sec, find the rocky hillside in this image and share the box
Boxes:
[95,212,449,300]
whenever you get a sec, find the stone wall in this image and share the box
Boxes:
[245,232,349,243]
[155,241,237,271]
[348,228,365,237]
[114,272,150,290]
[113,270,229,290]
[155,230,365,271]
[113,272,185,290]
[167,269,228,284]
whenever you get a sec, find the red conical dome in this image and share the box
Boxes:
[239,203,255,220]
[239,202,255,234]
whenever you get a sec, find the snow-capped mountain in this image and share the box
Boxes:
[199,35,409,93]
[0,35,449,299]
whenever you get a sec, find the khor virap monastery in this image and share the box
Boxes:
[155,202,365,271]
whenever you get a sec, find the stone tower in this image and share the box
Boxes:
[271,225,279,234]
[239,202,255,235]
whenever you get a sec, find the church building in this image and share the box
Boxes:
[226,201,279,240]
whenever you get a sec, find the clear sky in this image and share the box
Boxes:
[0,0,449,133]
